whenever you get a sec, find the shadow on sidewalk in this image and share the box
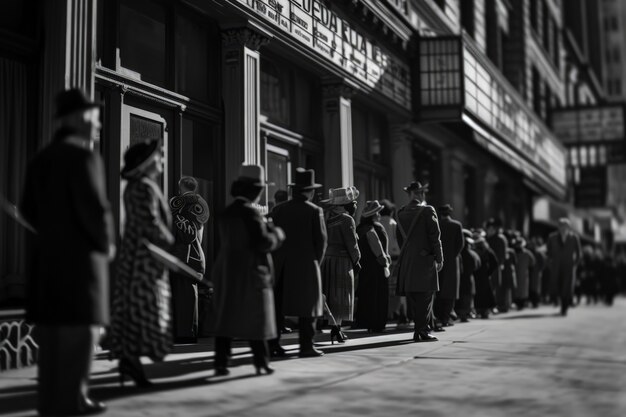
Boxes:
[493,312,561,320]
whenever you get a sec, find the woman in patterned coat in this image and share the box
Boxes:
[110,139,175,386]
[321,187,361,333]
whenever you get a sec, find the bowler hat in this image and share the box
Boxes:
[289,168,322,190]
[121,139,160,179]
[361,200,384,218]
[322,186,360,205]
[437,204,453,215]
[237,164,266,186]
[55,88,100,119]
[403,181,429,193]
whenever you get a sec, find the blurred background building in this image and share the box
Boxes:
[1,0,625,368]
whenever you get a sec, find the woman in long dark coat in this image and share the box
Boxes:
[110,139,175,386]
[355,201,391,333]
[211,165,285,376]
[321,187,361,338]
[472,232,498,319]
[456,229,480,322]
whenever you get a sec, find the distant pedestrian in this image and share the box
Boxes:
[21,88,114,416]
[110,139,175,387]
[321,186,361,339]
[169,176,209,343]
[456,229,481,322]
[396,181,443,342]
[513,237,536,310]
[546,218,582,316]
[355,200,392,333]
[434,204,464,327]
[269,168,327,357]
[472,230,498,318]
[528,237,547,308]
[379,199,405,323]
[486,218,508,313]
[500,233,517,313]
[211,165,285,375]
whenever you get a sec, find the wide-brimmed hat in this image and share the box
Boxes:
[289,168,322,190]
[322,186,360,205]
[237,164,266,186]
[437,204,453,216]
[55,88,100,119]
[403,181,429,193]
[361,200,384,218]
[121,139,160,179]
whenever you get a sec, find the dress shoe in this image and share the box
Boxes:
[214,367,230,376]
[442,321,454,327]
[413,332,438,342]
[432,326,445,332]
[270,346,288,358]
[255,364,275,375]
[298,348,324,358]
[280,326,293,334]
[64,398,107,416]
[460,317,469,323]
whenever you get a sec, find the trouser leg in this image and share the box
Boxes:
[249,340,269,368]
[269,275,284,350]
[298,317,316,351]
[407,292,434,334]
[214,337,231,369]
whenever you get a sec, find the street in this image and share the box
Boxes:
[2,299,625,417]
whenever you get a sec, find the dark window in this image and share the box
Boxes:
[352,104,388,165]
[530,0,538,30]
[261,60,291,126]
[175,14,210,101]
[461,0,475,37]
[119,0,167,86]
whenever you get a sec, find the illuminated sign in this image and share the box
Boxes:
[551,105,625,144]
[234,0,411,109]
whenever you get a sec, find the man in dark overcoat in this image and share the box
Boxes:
[396,181,443,342]
[269,168,327,357]
[486,218,508,313]
[547,218,582,316]
[434,204,464,326]
[21,89,114,416]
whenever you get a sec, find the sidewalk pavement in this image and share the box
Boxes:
[1,299,626,417]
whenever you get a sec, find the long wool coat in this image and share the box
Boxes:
[529,248,547,295]
[473,244,498,309]
[321,209,361,322]
[211,198,283,340]
[21,128,114,325]
[438,216,464,299]
[355,221,391,332]
[270,196,327,318]
[396,200,443,294]
[110,177,174,361]
[460,245,481,297]
[486,233,508,288]
[514,248,536,299]
[547,231,582,299]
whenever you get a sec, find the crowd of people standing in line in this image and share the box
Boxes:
[18,89,625,417]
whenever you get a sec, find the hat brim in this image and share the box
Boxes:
[121,141,160,179]
[324,197,357,205]
[403,186,429,193]
[55,102,101,119]
[362,206,384,217]
[289,183,323,190]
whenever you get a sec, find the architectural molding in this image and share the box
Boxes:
[221,27,270,51]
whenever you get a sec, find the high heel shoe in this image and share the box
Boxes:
[255,364,275,375]
[330,325,346,344]
[119,358,152,387]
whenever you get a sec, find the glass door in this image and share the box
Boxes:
[266,144,291,211]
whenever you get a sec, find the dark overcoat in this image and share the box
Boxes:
[270,195,327,317]
[547,231,582,299]
[473,244,498,309]
[21,128,114,325]
[486,233,508,288]
[395,200,443,294]
[211,198,284,340]
[438,216,464,299]
[514,248,536,299]
[459,246,480,297]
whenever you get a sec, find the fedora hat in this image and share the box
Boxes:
[289,168,322,190]
[237,164,266,186]
[55,88,100,119]
[322,186,359,205]
[361,200,384,218]
[121,139,161,179]
[403,181,429,193]
[462,228,475,244]
[437,204,453,216]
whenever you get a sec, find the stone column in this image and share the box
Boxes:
[322,81,355,189]
[41,0,97,145]
[389,123,414,206]
[221,27,270,197]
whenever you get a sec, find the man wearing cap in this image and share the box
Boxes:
[21,88,114,415]
[268,168,327,357]
[434,204,464,327]
[546,218,582,316]
[395,181,443,342]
